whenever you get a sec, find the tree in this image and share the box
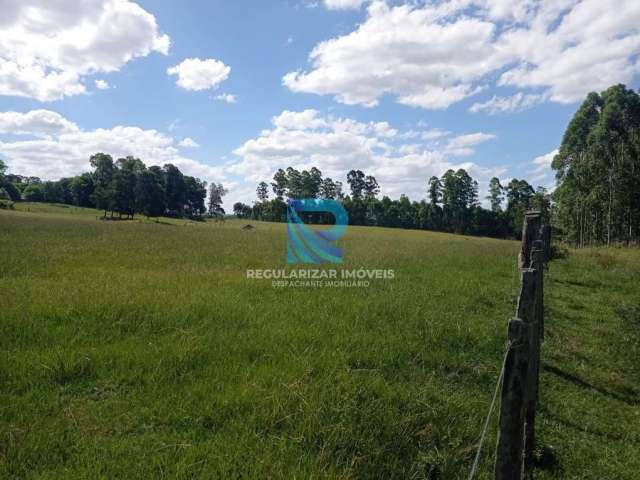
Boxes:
[428,176,442,205]
[552,84,640,246]
[301,167,323,198]
[320,177,337,199]
[163,164,186,215]
[271,169,288,200]
[248,166,550,238]
[90,153,115,216]
[113,157,144,218]
[2,179,21,202]
[135,169,165,218]
[334,181,344,200]
[208,183,228,218]
[363,175,380,200]
[0,159,6,184]
[531,186,551,224]
[257,181,269,201]
[233,202,252,218]
[487,177,504,212]
[347,170,366,199]
[58,177,74,204]
[506,178,535,236]
[23,184,45,202]
[71,173,95,207]
[285,167,304,199]
[184,176,207,218]
[42,181,63,203]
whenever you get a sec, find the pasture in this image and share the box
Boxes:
[1,204,639,479]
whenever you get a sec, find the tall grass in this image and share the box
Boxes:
[1,204,638,479]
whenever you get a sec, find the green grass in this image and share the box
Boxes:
[1,203,638,479]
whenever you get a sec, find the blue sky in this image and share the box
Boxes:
[1,0,639,207]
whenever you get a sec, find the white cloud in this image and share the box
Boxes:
[445,132,496,156]
[0,110,79,137]
[214,93,237,103]
[285,0,640,110]
[178,137,199,148]
[0,0,169,101]
[230,109,500,201]
[168,58,230,91]
[273,109,328,130]
[529,148,559,184]
[0,110,224,184]
[324,0,368,10]
[532,149,558,168]
[421,128,450,140]
[94,79,111,90]
[469,92,546,114]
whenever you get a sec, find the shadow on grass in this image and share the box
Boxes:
[552,278,601,289]
[539,404,640,444]
[543,364,640,406]
[152,220,178,226]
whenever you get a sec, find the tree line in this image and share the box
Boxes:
[234,166,550,239]
[553,84,640,246]
[0,154,227,220]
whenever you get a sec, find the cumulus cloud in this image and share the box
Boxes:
[529,148,559,184]
[285,0,640,110]
[421,128,450,140]
[94,79,111,90]
[469,92,546,113]
[230,109,500,201]
[532,149,558,168]
[168,58,231,91]
[445,132,496,156]
[0,109,224,183]
[0,110,79,137]
[0,0,169,101]
[324,0,368,10]
[214,93,237,103]
[178,137,200,148]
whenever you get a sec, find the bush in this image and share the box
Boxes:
[0,199,15,210]
[2,182,21,201]
[550,243,568,260]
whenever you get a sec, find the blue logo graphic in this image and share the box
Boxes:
[287,199,348,264]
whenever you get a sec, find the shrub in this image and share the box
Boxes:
[0,199,15,210]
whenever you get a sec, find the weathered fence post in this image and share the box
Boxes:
[495,269,538,480]
[532,240,545,341]
[496,211,546,480]
[523,246,543,479]
[542,225,552,263]
[519,211,542,269]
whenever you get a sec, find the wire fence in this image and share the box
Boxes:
[469,211,550,480]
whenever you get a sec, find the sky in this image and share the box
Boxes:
[0,0,639,208]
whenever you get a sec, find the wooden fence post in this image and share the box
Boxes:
[532,240,545,341]
[523,247,543,479]
[495,269,538,480]
[496,210,548,480]
[519,212,542,269]
[542,225,551,263]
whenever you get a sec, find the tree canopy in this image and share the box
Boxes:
[4,153,212,220]
[552,84,640,246]
[237,166,547,239]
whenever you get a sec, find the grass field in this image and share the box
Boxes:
[1,203,639,479]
